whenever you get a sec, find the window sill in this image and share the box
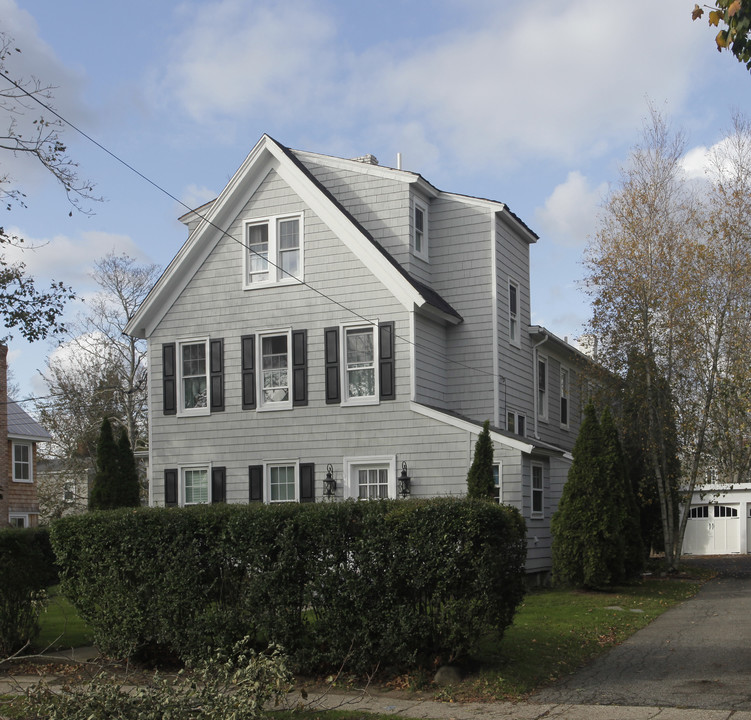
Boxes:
[243,278,302,291]
[341,397,380,407]
[257,403,293,412]
[177,408,210,418]
[12,478,33,484]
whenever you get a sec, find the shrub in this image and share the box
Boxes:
[50,499,527,674]
[0,526,57,655]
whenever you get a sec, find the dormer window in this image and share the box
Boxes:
[244,214,303,288]
[413,200,428,260]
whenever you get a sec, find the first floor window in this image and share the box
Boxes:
[345,456,396,500]
[12,442,31,482]
[269,464,297,502]
[345,326,376,401]
[181,340,208,412]
[492,463,501,503]
[358,467,389,499]
[184,467,209,504]
[9,514,28,528]
[532,464,543,517]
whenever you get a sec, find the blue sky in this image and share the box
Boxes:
[2,0,751,400]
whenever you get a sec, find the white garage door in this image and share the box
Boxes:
[683,504,740,555]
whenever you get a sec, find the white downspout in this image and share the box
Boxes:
[532,332,549,440]
[490,210,500,428]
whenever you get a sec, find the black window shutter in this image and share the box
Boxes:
[241,335,256,409]
[163,344,177,415]
[165,468,178,506]
[211,466,226,504]
[210,339,225,412]
[324,327,340,404]
[379,321,396,401]
[249,465,263,502]
[299,463,315,503]
[292,330,308,406]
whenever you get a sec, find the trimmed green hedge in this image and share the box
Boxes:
[50,499,526,673]
[0,526,58,654]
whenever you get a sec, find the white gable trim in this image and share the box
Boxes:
[410,402,534,454]
[126,135,427,339]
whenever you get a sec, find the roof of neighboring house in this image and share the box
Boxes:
[8,401,52,442]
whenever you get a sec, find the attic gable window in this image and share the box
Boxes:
[413,200,428,260]
[244,214,303,288]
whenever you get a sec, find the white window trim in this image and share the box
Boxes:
[12,441,32,483]
[560,366,570,429]
[413,199,429,261]
[177,337,210,417]
[508,279,520,347]
[9,512,30,528]
[340,322,380,407]
[343,455,397,500]
[537,355,548,422]
[257,328,293,411]
[180,463,212,506]
[264,460,300,503]
[243,212,304,289]
[493,461,502,503]
[531,463,544,519]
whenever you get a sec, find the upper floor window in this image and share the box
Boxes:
[244,214,303,288]
[12,442,32,482]
[537,356,547,421]
[560,367,570,428]
[413,200,428,260]
[180,339,209,415]
[508,280,520,345]
[507,411,526,437]
[259,330,292,410]
[344,325,377,403]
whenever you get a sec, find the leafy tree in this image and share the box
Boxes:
[89,418,119,510]
[466,420,495,499]
[693,1,751,72]
[0,32,98,340]
[551,403,624,589]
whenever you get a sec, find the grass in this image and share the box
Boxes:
[33,585,93,652]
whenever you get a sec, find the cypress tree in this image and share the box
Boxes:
[466,420,495,499]
[551,403,623,589]
[115,426,141,507]
[89,417,119,510]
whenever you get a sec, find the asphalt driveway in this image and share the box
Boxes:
[530,555,751,711]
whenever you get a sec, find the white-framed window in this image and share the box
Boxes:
[344,456,397,500]
[342,324,378,404]
[537,356,548,421]
[492,462,502,503]
[12,441,32,482]
[178,338,209,416]
[507,411,526,437]
[9,513,29,528]
[560,366,570,428]
[258,329,292,410]
[265,461,300,503]
[508,279,520,345]
[413,199,428,260]
[183,465,210,505]
[531,464,544,518]
[244,214,303,288]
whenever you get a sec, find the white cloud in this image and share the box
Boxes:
[682,145,710,179]
[181,184,218,211]
[535,171,606,248]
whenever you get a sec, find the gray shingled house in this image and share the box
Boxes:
[125,135,593,578]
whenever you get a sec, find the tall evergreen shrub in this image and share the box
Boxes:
[466,420,495,499]
[89,418,140,510]
[551,403,625,588]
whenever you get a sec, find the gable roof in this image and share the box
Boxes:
[126,134,462,339]
[8,401,51,442]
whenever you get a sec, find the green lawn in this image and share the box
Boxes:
[33,585,93,652]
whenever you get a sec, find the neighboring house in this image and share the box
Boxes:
[0,346,52,528]
[125,135,595,578]
[682,480,751,555]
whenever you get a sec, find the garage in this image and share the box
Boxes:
[682,504,740,555]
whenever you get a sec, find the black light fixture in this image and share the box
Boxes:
[398,461,411,498]
[324,464,337,497]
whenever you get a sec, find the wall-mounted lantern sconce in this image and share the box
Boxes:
[398,461,411,498]
[324,464,337,498]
